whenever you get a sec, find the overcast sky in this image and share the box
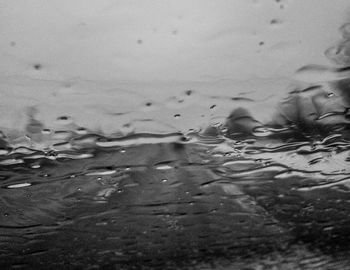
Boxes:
[0,0,350,134]
[1,0,349,83]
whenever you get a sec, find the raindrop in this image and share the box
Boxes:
[31,164,41,169]
[120,148,126,153]
[259,41,264,46]
[86,170,116,176]
[145,102,152,107]
[137,39,143,44]
[326,92,335,98]
[56,116,73,126]
[270,19,282,25]
[33,63,42,70]
[174,114,181,118]
[57,116,69,121]
[155,164,173,170]
[210,105,216,109]
[76,127,87,135]
[4,213,9,217]
[161,179,168,183]
[41,128,51,134]
[6,182,32,189]
[120,123,134,134]
[185,90,193,96]
[221,127,228,133]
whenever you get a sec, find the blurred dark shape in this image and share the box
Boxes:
[224,107,261,139]
[224,79,350,141]
[326,23,350,65]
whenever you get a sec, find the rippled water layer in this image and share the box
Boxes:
[2,0,350,269]
[1,119,350,269]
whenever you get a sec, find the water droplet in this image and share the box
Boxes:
[76,127,88,135]
[120,149,126,153]
[4,213,9,217]
[259,41,264,46]
[41,128,51,134]
[57,116,68,121]
[185,90,193,96]
[96,222,108,226]
[161,179,168,183]
[31,164,41,169]
[120,123,134,134]
[221,127,228,133]
[326,92,335,98]
[270,19,282,25]
[86,170,116,176]
[210,105,216,110]
[137,39,143,44]
[6,182,32,189]
[33,63,42,70]
[155,164,173,170]
[174,114,181,118]
[56,116,73,125]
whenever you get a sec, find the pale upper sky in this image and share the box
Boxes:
[0,0,350,135]
[0,0,349,83]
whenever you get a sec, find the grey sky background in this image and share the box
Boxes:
[0,0,349,134]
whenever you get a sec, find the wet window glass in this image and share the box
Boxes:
[1,0,350,269]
